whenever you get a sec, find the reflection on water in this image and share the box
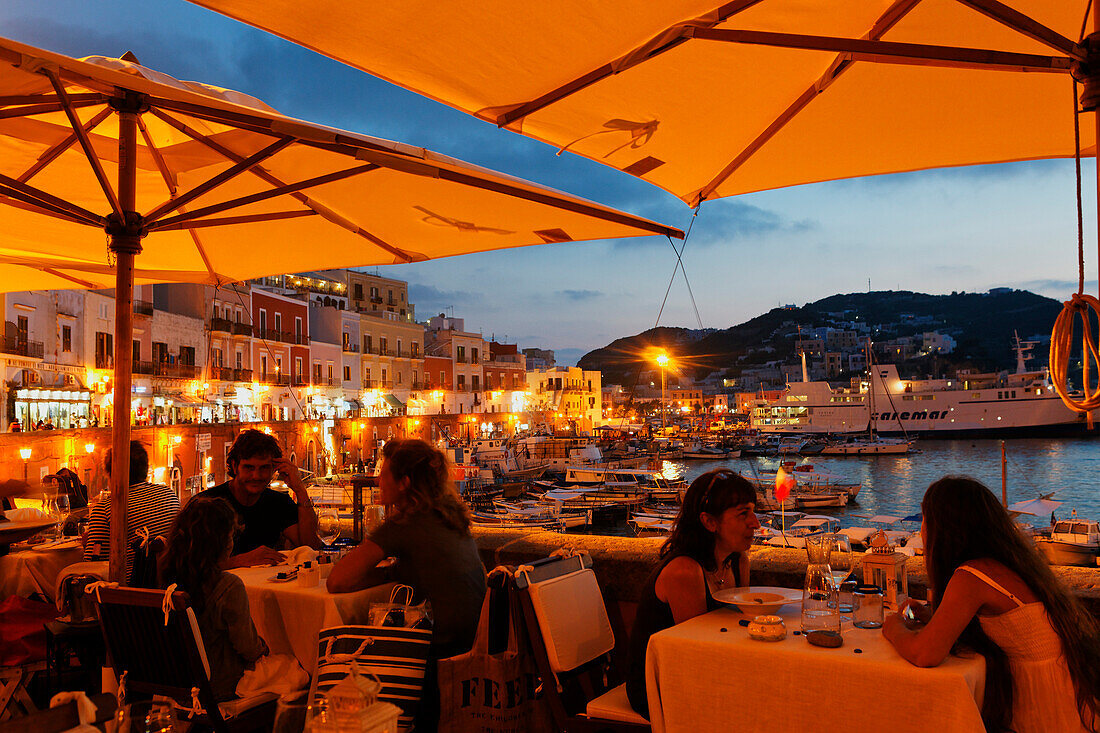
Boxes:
[667,438,1100,530]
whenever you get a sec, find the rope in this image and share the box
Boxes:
[117,671,127,706]
[388,584,414,605]
[1049,76,1100,416]
[185,687,202,719]
[326,637,376,664]
[161,583,178,625]
[137,526,150,548]
[84,580,118,603]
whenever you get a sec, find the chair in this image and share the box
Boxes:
[514,553,650,733]
[127,536,165,589]
[94,587,276,733]
[0,692,116,733]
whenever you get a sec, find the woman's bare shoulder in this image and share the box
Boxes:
[659,555,704,581]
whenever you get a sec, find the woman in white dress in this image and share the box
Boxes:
[884,476,1100,732]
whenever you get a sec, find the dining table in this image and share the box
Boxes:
[645,602,986,733]
[229,564,396,673]
[0,539,83,601]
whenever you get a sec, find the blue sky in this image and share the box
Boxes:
[3,0,1096,366]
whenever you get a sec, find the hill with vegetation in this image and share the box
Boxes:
[577,289,1064,385]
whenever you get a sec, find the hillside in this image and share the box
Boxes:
[577,289,1064,384]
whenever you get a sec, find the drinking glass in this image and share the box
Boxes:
[274,695,334,733]
[802,559,839,634]
[317,509,341,547]
[853,584,884,629]
[827,534,852,587]
[52,494,71,537]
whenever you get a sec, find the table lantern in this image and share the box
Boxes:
[862,530,908,611]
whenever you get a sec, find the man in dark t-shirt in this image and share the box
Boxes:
[197,429,321,568]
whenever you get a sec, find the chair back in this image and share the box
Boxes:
[128,536,166,589]
[94,587,221,724]
[515,553,618,722]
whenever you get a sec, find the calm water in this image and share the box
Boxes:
[590,438,1100,534]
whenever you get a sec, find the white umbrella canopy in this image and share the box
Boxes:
[1008,496,1064,515]
[188,0,1095,207]
[0,35,681,580]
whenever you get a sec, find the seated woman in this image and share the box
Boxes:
[160,496,269,701]
[883,476,1100,731]
[327,439,487,726]
[626,469,759,718]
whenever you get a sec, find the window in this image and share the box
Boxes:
[440,371,446,386]
[472,348,479,364]
[456,346,466,363]
[397,339,402,357]
[152,342,168,363]
[16,316,27,342]
[365,367,371,384]
[342,332,350,350]
[363,334,371,353]
[396,372,402,384]
[411,342,419,357]
[235,309,242,324]
[343,365,351,381]
[295,357,303,378]
[381,368,388,385]
[179,346,195,365]
[327,363,334,382]
[211,348,224,368]
[295,317,303,341]
[413,370,418,387]
[486,373,493,390]
[472,375,480,391]
[133,340,140,363]
[380,337,388,355]
[275,357,282,375]
[353,284,363,300]
[457,374,465,390]
[313,362,322,382]
[274,312,282,333]
[61,325,71,352]
[235,350,242,369]
[370,286,379,299]
[261,355,269,377]
[258,309,267,334]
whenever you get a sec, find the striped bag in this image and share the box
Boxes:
[315,624,432,731]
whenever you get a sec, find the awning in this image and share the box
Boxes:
[383,394,404,409]
[165,392,206,407]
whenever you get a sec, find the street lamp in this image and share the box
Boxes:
[19,447,31,481]
[655,351,670,435]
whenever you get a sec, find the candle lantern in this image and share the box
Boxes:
[862,530,909,611]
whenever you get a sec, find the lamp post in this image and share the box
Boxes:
[655,352,669,436]
[19,447,31,481]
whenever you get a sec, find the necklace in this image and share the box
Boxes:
[708,566,729,588]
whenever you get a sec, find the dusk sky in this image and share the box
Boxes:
[3,0,1096,365]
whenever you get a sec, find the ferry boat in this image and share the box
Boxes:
[751,338,1090,438]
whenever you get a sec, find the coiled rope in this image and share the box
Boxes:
[1050,74,1100,415]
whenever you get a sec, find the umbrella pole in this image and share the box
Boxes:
[108,106,142,584]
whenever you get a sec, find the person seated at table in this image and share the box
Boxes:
[198,429,321,569]
[625,468,759,718]
[160,496,269,701]
[883,476,1100,731]
[83,441,179,580]
[327,438,487,728]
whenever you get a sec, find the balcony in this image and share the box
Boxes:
[133,300,153,316]
[292,333,310,346]
[293,376,308,387]
[342,343,359,353]
[257,328,281,342]
[1,337,44,359]
[210,366,234,381]
[369,296,382,304]
[259,374,291,386]
[210,317,232,333]
[233,368,252,381]
[231,322,253,337]
[95,354,113,369]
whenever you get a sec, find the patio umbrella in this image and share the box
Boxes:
[1008,496,1063,515]
[190,0,1100,409]
[0,36,682,581]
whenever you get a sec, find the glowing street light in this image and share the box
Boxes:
[19,447,31,481]
[654,351,670,435]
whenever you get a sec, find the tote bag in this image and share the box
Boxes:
[436,575,552,733]
[316,623,432,731]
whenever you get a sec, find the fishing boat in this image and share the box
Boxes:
[819,436,911,455]
[628,506,680,536]
[761,515,841,548]
[681,442,737,459]
[740,468,861,500]
[469,438,550,481]
[1037,519,1100,567]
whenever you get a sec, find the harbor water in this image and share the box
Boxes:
[586,437,1100,535]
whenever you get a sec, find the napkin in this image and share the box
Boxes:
[4,507,47,522]
[286,546,318,566]
[50,690,98,724]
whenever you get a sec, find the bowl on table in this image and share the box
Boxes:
[712,586,803,615]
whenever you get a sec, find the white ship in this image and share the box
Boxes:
[751,337,1092,438]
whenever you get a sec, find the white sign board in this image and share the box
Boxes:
[196,433,212,452]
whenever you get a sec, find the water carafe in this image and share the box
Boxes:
[802,534,840,633]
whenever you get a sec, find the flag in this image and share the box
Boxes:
[775,467,795,503]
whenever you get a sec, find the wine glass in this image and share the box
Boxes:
[52,494,71,538]
[273,694,309,733]
[317,509,341,547]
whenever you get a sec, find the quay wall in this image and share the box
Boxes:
[471,527,1100,659]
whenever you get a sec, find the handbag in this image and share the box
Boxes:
[436,569,552,733]
[0,595,60,665]
[315,590,433,732]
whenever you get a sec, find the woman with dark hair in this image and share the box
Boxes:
[160,496,269,701]
[884,476,1100,732]
[625,468,759,717]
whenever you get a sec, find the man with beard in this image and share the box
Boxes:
[199,429,321,568]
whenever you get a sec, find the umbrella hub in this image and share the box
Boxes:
[1072,33,1100,112]
[104,211,145,255]
[107,91,150,116]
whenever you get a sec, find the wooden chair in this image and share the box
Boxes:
[94,587,276,733]
[0,692,116,733]
[514,553,650,733]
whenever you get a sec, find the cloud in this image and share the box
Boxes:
[612,198,816,250]
[556,289,603,301]
[406,283,483,312]
[1008,278,1097,295]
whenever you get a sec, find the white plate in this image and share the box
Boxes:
[712,586,802,615]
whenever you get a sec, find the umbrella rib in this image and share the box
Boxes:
[691,29,1072,72]
[143,137,295,222]
[0,190,100,227]
[136,115,178,196]
[0,173,105,225]
[692,0,924,205]
[953,0,1085,60]
[146,163,379,231]
[0,99,101,121]
[154,210,318,230]
[38,267,98,289]
[19,107,113,184]
[495,0,766,127]
[43,70,124,221]
[147,107,423,262]
[0,92,106,106]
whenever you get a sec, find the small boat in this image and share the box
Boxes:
[1037,519,1100,566]
[819,436,911,455]
[681,442,735,460]
[762,515,840,548]
[792,491,848,509]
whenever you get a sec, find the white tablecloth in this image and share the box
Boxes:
[0,543,83,600]
[645,605,986,733]
[230,565,395,672]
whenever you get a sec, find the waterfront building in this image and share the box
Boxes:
[522,347,555,370]
[347,270,415,322]
[526,366,602,432]
[426,314,486,415]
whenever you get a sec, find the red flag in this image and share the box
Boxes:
[775,467,795,502]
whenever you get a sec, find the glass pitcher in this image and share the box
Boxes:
[802,534,839,633]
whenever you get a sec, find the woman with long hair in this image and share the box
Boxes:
[327,439,487,727]
[884,476,1100,731]
[159,496,269,700]
[625,468,759,717]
